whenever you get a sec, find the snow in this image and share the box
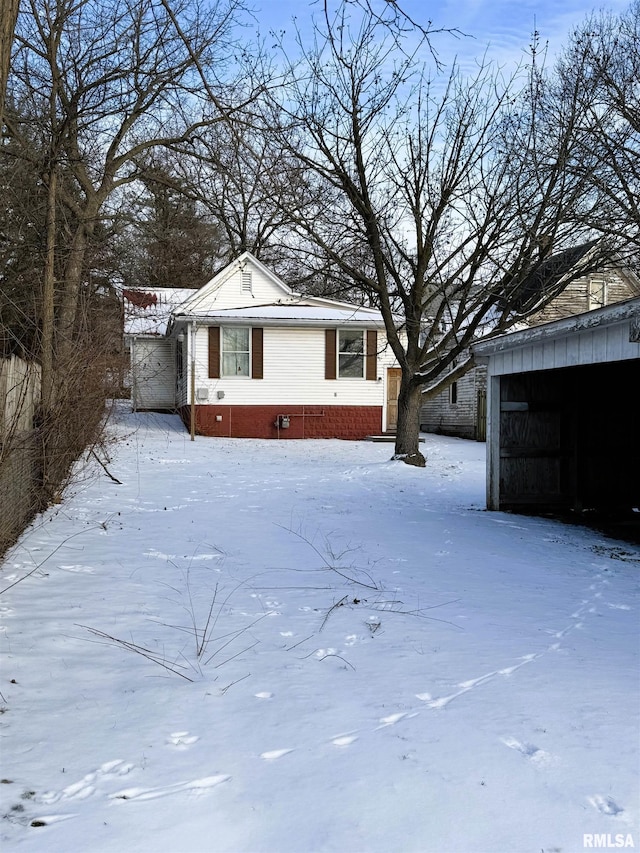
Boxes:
[123,288,196,337]
[174,303,385,325]
[1,404,638,853]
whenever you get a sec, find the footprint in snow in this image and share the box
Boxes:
[589,795,624,816]
[39,760,134,804]
[376,712,417,729]
[331,735,358,747]
[110,775,230,801]
[502,737,554,767]
[260,749,294,760]
[167,731,200,748]
[27,813,78,827]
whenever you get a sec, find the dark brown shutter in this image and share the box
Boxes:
[251,328,263,379]
[366,330,377,380]
[325,329,337,379]
[208,326,220,378]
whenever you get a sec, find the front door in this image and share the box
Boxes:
[386,368,402,432]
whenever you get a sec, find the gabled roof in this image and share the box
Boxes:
[123,253,390,336]
[502,240,599,314]
[170,251,388,329]
[177,251,294,314]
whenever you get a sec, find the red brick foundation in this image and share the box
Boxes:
[178,405,382,440]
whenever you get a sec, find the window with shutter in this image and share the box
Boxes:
[209,326,263,378]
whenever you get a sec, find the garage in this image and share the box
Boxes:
[472,297,640,515]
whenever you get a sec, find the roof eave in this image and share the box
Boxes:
[472,297,640,357]
[171,314,386,329]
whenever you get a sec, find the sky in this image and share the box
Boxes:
[0,405,638,852]
[251,0,632,73]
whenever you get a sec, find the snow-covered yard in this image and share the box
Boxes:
[1,405,638,853]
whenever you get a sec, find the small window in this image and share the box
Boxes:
[450,381,458,405]
[222,327,250,376]
[241,270,252,293]
[588,275,607,310]
[338,330,364,377]
[176,338,184,381]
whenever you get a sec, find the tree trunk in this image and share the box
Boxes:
[55,220,90,366]
[0,0,20,126]
[41,163,56,410]
[393,374,426,467]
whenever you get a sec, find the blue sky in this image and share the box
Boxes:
[251,0,631,72]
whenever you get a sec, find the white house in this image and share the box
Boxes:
[125,253,401,440]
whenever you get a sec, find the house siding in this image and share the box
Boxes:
[131,338,176,411]
[420,363,486,440]
[485,321,640,376]
[180,264,291,312]
[524,269,639,325]
[180,326,395,407]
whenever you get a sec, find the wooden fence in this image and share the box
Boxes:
[0,356,42,557]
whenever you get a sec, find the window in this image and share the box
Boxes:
[338,330,364,377]
[209,327,263,379]
[588,275,607,310]
[222,327,250,376]
[176,338,184,381]
[450,381,458,405]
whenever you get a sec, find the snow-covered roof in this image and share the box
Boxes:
[172,302,385,328]
[123,288,196,337]
[122,253,389,337]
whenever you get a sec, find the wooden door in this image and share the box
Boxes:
[386,368,402,432]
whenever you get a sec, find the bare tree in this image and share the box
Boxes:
[267,0,625,465]
[157,120,317,283]
[553,1,639,255]
[8,0,259,387]
[3,0,261,494]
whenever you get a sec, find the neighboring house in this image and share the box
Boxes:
[420,256,640,441]
[125,252,400,439]
[472,296,640,514]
